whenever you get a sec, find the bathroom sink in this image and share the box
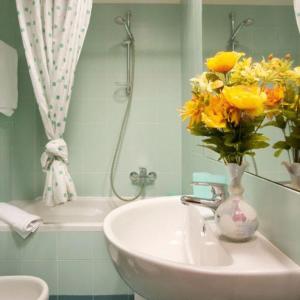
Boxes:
[104,196,300,300]
[0,276,49,300]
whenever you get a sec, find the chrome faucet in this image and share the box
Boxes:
[130,167,157,186]
[181,182,227,211]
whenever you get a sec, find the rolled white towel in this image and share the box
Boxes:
[0,203,42,239]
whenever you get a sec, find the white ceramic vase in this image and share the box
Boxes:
[215,162,259,242]
[282,161,300,191]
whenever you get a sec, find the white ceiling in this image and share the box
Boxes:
[93,0,180,3]
[93,0,293,5]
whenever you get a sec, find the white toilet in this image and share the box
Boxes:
[0,276,49,300]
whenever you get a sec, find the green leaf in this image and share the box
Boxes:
[283,110,297,121]
[252,141,269,149]
[206,72,222,82]
[273,141,291,150]
[189,125,211,137]
[274,115,286,129]
[199,144,220,154]
[243,134,269,150]
[244,151,255,156]
[274,149,283,157]
[202,137,222,145]
[224,134,238,147]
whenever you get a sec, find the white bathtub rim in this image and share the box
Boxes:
[0,196,162,232]
[0,196,120,232]
[0,222,104,232]
[9,195,118,208]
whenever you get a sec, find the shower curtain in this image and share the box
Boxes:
[16,0,92,206]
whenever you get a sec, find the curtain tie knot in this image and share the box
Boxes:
[41,138,69,170]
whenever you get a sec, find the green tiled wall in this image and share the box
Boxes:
[203,5,300,60]
[181,0,203,195]
[0,0,37,202]
[0,231,131,298]
[0,0,15,202]
[62,4,182,198]
[0,117,12,202]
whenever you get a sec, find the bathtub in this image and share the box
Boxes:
[0,197,120,231]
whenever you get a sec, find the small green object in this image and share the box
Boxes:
[192,172,227,200]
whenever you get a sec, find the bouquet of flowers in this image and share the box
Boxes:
[261,55,300,163]
[180,51,269,165]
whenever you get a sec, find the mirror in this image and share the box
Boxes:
[201,0,300,191]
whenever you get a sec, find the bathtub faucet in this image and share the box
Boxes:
[130,167,157,186]
[181,182,227,211]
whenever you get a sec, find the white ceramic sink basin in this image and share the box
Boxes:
[104,196,300,300]
[0,276,49,300]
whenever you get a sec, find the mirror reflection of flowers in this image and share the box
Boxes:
[180,51,269,166]
[261,54,300,164]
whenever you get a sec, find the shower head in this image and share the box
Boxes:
[114,14,134,41]
[229,12,254,50]
[231,18,254,40]
[114,16,126,25]
[243,18,254,26]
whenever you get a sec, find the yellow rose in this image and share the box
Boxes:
[206,51,245,73]
[222,85,266,117]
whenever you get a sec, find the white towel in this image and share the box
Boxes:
[294,0,300,34]
[0,40,18,117]
[0,202,42,239]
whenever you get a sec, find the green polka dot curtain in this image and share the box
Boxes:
[16,0,92,206]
